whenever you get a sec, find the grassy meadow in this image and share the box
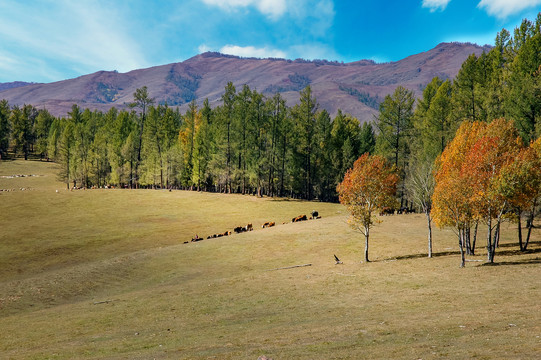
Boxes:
[0,160,540,359]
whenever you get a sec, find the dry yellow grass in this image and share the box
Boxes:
[0,160,540,359]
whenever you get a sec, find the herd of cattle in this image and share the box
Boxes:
[187,210,320,243]
[379,207,415,216]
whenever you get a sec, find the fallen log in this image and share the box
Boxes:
[93,299,115,305]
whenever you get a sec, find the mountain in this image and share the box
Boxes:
[0,81,35,92]
[0,42,491,123]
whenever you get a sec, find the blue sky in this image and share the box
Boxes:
[0,0,539,83]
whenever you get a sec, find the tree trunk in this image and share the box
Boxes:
[465,224,472,255]
[524,221,533,251]
[488,217,502,263]
[472,220,478,255]
[495,222,500,248]
[486,216,493,262]
[517,208,523,250]
[280,132,287,197]
[364,225,370,263]
[524,199,536,251]
[459,229,465,268]
[425,209,432,258]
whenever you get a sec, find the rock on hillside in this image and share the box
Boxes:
[0,42,491,123]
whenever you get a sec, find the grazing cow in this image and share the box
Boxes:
[191,234,202,242]
[379,207,395,216]
[397,207,412,215]
[311,210,319,219]
[268,222,275,227]
[292,214,308,222]
[234,226,244,233]
[262,222,270,228]
[245,223,253,231]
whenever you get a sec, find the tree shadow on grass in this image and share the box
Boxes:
[492,247,541,257]
[380,250,460,262]
[496,240,541,248]
[376,239,540,263]
[480,257,541,266]
[380,246,540,263]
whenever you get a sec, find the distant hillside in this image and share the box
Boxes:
[0,42,491,123]
[0,81,34,92]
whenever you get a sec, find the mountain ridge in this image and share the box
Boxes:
[0,42,492,123]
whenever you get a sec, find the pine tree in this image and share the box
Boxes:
[10,105,37,160]
[313,109,332,200]
[129,86,155,188]
[0,100,10,159]
[375,86,415,168]
[291,85,318,199]
[223,83,236,192]
[34,109,54,160]
[266,93,287,197]
[358,122,376,156]
[374,86,415,206]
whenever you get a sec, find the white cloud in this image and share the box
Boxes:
[422,0,451,12]
[0,0,148,82]
[478,0,541,18]
[286,0,335,38]
[198,44,212,53]
[219,45,287,58]
[201,0,287,19]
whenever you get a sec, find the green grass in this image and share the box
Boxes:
[0,160,540,359]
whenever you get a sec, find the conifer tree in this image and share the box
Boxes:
[34,109,54,160]
[129,86,155,188]
[0,100,10,159]
[291,85,318,199]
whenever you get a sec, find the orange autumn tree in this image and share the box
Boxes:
[432,121,486,267]
[434,119,527,266]
[465,119,522,263]
[498,139,541,251]
[337,154,398,262]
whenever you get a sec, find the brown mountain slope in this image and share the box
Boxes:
[0,81,35,92]
[0,42,491,123]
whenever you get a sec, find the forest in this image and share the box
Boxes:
[0,16,540,209]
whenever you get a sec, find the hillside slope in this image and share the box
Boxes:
[0,160,539,359]
[0,42,491,122]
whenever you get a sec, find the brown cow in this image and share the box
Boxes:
[262,221,270,228]
[191,234,202,242]
[292,214,307,222]
[379,207,395,216]
[268,222,275,227]
[245,223,253,231]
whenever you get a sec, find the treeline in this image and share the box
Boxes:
[1,14,539,206]
[0,85,375,201]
